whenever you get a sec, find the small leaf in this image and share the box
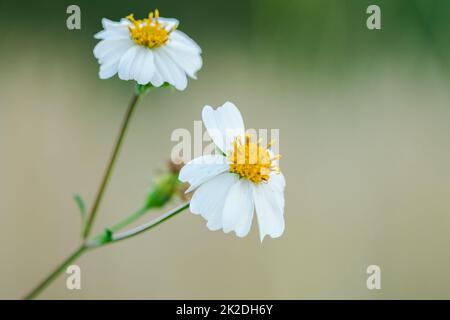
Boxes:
[99,229,113,244]
[89,229,113,246]
[135,83,152,95]
[73,194,86,220]
[135,82,173,95]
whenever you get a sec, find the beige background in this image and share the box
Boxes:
[1,0,450,299]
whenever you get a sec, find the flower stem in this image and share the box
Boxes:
[88,202,190,248]
[23,202,190,299]
[82,92,142,239]
[23,244,87,300]
[109,206,149,233]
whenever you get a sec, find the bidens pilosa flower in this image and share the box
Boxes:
[93,8,202,90]
[179,102,286,241]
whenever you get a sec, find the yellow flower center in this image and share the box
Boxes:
[127,9,174,48]
[228,133,281,184]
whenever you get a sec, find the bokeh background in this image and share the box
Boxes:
[1,0,450,299]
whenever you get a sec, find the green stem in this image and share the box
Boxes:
[24,202,190,299]
[23,244,87,300]
[88,202,190,248]
[82,92,142,239]
[109,206,149,233]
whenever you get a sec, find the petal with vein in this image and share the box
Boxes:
[179,155,229,193]
[202,102,246,154]
[222,179,254,237]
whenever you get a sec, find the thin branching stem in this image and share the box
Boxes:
[82,92,142,239]
[23,202,190,299]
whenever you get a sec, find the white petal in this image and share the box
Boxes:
[253,180,285,242]
[95,18,130,40]
[99,62,119,79]
[222,179,254,237]
[171,30,202,53]
[153,49,187,90]
[179,155,229,193]
[190,173,238,231]
[152,49,174,86]
[150,69,164,87]
[101,18,126,30]
[202,102,246,154]
[162,42,202,79]
[118,45,139,81]
[93,39,112,60]
[95,40,133,79]
[94,27,130,41]
[268,172,286,195]
[130,47,147,83]
[158,17,179,31]
[93,39,129,61]
[99,40,133,64]
[134,49,155,85]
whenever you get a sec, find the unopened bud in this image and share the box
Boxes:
[145,172,179,209]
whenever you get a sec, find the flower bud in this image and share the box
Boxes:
[144,172,179,209]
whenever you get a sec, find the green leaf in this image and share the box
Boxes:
[73,194,86,220]
[135,82,173,95]
[89,228,113,246]
[98,229,113,244]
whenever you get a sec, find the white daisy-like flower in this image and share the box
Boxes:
[179,102,286,241]
[93,8,202,90]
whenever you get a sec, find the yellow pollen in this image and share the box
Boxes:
[126,9,174,48]
[228,133,281,184]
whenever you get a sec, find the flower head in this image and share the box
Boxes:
[93,8,202,90]
[179,102,286,241]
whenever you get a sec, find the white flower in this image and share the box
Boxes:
[93,8,202,90]
[179,102,286,241]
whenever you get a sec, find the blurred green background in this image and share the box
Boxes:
[1,0,450,299]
